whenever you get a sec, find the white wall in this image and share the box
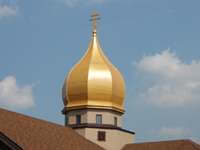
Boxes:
[66,109,123,127]
[75,128,135,150]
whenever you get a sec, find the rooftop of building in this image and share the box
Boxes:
[122,139,200,150]
[0,107,104,150]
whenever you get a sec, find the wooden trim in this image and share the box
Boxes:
[68,123,135,135]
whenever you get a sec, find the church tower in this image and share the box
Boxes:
[62,12,135,150]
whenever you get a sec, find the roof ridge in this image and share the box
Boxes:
[131,139,191,145]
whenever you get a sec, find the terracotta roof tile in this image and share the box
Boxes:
[0,108,104,150]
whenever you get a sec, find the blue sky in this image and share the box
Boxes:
[0,0,200,143]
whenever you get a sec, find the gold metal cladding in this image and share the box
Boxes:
[62,13,126,113]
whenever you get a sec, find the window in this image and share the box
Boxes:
[65,116,68,125]
[114,117,118,126]
[96,114,102,125]
[97,131,106,141]
[76,115,81,125]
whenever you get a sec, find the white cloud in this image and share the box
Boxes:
[157,127,191,137]
[135,49,200,107]
[0,5,17,18]
[60,0,106,7]
[0,76,34,109]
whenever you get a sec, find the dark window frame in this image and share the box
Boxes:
[114,116,118,126]
[76,114,81,125]
[65,116,68,126]
[97,131,106,141]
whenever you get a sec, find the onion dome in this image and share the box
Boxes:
[62,13,125,113]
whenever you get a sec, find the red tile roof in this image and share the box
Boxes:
[0,108,104,150]
[122,139,200,150]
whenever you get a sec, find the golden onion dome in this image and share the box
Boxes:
[62,13,125,113]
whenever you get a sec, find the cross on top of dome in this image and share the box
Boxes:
[90,11,100,33]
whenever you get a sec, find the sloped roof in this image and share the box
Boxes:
[0,132,23,150]
[0,108,104,150]
[122,139,200,150]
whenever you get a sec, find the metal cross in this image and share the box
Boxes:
[90,12,100,31]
